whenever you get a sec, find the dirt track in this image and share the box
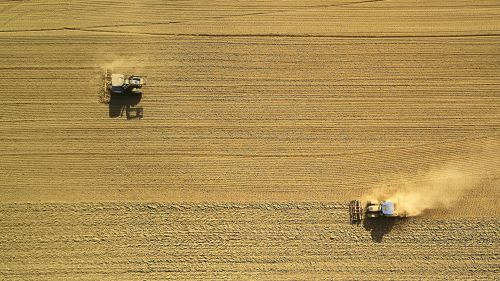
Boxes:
[0,0,499,279]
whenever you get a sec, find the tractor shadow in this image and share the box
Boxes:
[363,217,401,243]
[109,92,142,118]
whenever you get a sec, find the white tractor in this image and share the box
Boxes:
[349,200,406,223]
[99,69,145,104]
[365,200,405,218]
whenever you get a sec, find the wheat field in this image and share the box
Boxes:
[0,0,499,279]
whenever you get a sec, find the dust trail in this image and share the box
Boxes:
[363,156,498,216]
[100,59,126,70]
[96,57,148,83]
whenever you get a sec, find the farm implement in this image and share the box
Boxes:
[349,200,406,224]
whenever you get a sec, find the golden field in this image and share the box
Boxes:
[0,0,499,279]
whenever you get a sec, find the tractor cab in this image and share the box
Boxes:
[381,201,395,216]
[128,76,144,86]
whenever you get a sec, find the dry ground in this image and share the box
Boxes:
[1,203,499,280]
[0,0,499,279]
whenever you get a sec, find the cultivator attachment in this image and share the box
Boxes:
[99,68,112,104]
[349,200,363,224]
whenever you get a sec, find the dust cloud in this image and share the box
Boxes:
[363,157,497,216]
[100,59,127,70]
[95,51,149,74]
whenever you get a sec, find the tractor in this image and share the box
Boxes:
[349,199,406,224]
[365,200,405,218]
[109,73,145,95]
[99,69,145,104]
